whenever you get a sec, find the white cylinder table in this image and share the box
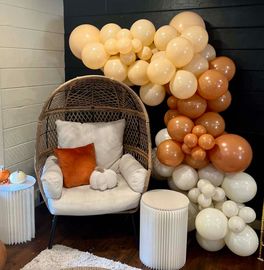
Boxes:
[0,176,36,244]
[140,189,189,270]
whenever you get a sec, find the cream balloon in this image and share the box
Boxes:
[137,46,152,61]
[155,128,171,146]
[117,38,132,54]
[212,187,226,202]
[103,56,127,82]
[188,188,201,203]
[200,44,216,61]
[197,179,210,190]
[151,51,166,62]
[196,232,225,252]
[139,83,166,106]
[170,70,198,99]
[130,19,156,46]
[200,183,216,198]
[154,25,179,51]
[238,207,256,223]
[198,164,225,187]
[120,51,136,66]
[182,26,209,53]
[182,54,209,77]
[228,216,246,233]
[222,200,239,218]
[128,60,149,86]
[81,42,109,70]
[166,37,194,67]
[69,24,100,59]
[195,208,228,240]
[225,225,259,256]
[131,38,143,53]
[147,58,176,85]
[116,28,132,39]
[197,193,212,208]
[104,38,119,55]
[100,23,121,43]
[151,148,167,180]
[169,11,206,33]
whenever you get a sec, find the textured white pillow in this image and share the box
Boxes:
[41,155,63,199]
[56,119,125,168]
[119,153,148,193]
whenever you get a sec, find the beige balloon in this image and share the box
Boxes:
[137,46,152,61]
[154,25,179,51]
[150,42,159,54]
[183,54,209,77]
[147,58,176,85]
[131,38,143,53]
[169,11,206,33]
[182,25,209,53]
[69,24,100,59]
[120,51,136,66]
[151,51,167,62]
[128,60,149,86]
[81,42,109,70]
[170,70,198,99]
[117,38,132,54]
[103,56,127,82]
[116,28,133,39]
[130,19,156,46]
[200,44,216,61]
[104,38,119,55]
[123,77,134,86]
[166,37,194,68]
[140,83,166,106]
[100,23,121,43]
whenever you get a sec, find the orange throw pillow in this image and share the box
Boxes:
[54,143,96,188]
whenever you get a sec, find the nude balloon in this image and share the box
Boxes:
[147,58,176,85]
[200,44,216,61]
[139,83,166,106]
[207,90,232,112]
[183,54,209,77]
[116,28,132,39]
[164,109,179,126]
[169,11,205,33]
[137,46,152,61]
[104,38,119,55]
[103,56,127,82]
[128,60,149,86]
[120,51,136,66]
[151,51,166,62]
[210,56,236,81]
[117,38,132,54]
[131,38,143,53]
[69,24,100,59]
[154,25,179,50]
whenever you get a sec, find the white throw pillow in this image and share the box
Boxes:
[119,153,148,193]
[56,119,125,168]
[90,168,118,191]
[41,155,63,199]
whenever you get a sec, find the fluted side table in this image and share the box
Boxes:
[140,189,189,270]
[0,176,36,244]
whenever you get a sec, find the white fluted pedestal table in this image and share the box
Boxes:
[140,189,189,270]
[0,176,36,244]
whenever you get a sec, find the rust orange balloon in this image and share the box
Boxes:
[192,124,207,137]
[164,109,179,126]
[195,112,225,137]
[177,94,207,119]
[198,133,215,150]
[207,90,232,112]
[157,139,184,167]
[184,133,198,148]
[198,69,228,100]
[210,56,236,81]
[167,116,194,142]
[182,143,192,154]
[167,96,178,109]
[185,154,209,169]
[209,134,253,173]
[191,146,206,161]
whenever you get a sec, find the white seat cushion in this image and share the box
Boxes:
[47,174,141,216]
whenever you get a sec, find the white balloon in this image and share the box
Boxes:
[222,200,239,218]
[212,187,226,202]
[188,188,201,203]
[197,179,210,191]
[172,164,198,191]
[222,172,257,203]
[197,193,212,208]
[155,128,171,146]
[237,203,245,209]
[214,199,227,211]
[228,216,246,233]
[168,177,185,192]
[196,232,225,252]
[188,202,199,232]
[225,225,259,256]
[200,183,215,198]
[198,164,225,187]
[139,83,166,106]
[195,208,228,240]
[238,207,256,223]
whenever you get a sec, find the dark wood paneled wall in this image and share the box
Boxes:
[64,0,264,217]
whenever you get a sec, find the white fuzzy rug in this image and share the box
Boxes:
[21,245,141,270]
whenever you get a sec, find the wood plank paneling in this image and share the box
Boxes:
[7,157,34,176]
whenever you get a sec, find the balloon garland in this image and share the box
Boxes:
[69,11,259,256]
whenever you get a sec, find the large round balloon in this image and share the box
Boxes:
[128,60,149,85]
[154,25,179,50]
[167,116,194,142]
[198,164,224,186]
[185,154,209,169]
[207,90,232,112]
[157,139,184,167]
[100,23,121,43]
[196,232,225,252]
[104,56,127,82]
[116,28,133,39]
[164,109,179,126]
[210,56,236,81]
[195,112,225,137]
[139,83,166,106]
[155,128,171,146]
[177,94,207,119]
[198,69,228,100]
[183,54,209,77]
[209,134,253,172]
[69,24,100,59]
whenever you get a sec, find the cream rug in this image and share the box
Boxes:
[21,245,141,270]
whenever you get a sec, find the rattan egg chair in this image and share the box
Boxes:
[35,75,152,248]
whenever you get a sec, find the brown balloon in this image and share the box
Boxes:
[185,154,209,169]
[198,133,215,150]
[207,90,232,112]
[195,112,225,137]
[182,143,192,155]
[167,116,194,142]
[164,109,179,126]
[209,134,253,172]
[198,69,228,100]
[184,133,198,148]
[167,96,178,110]
[192,124,207,137]
[157,139,184,167]
[210,56,236,81]
[177,94,207,119]
[191,146,206,161]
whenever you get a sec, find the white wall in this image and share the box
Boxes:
[0,0,65,175]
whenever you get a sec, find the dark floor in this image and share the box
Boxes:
[5,204,263,270]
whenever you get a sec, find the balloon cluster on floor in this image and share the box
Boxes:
[69,11,258,256]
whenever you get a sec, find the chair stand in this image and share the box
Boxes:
[131,213,139,247]
[48,215,58,249]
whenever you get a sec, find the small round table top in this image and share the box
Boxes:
[63,267,109,270]
[0,175,36,192]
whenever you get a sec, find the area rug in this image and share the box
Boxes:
[21,245,141,270]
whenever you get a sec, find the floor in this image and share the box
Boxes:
[5,204,263,270]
